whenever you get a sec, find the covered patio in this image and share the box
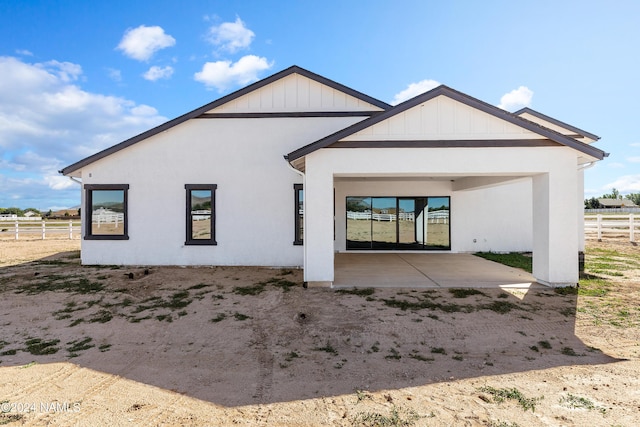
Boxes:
[333,253,541,289]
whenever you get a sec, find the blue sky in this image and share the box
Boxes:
[1,0,638,210]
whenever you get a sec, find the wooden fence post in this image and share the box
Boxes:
[69,220,73,240]
[14,221,18,240]
[631,214,635,243]
[42,221,46,240]
[596,214,602,241]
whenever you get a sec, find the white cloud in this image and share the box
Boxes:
[604,174,640,193]
[194,55,272,91]
[627,156,640,163]
[117,25,176,61]
[0,56,167,208]
[143,65,174,81]
[207,17,255,53]
[391,79,441,105]
[498,86,533,111]
[629,142,640,147]
[16,49,33,56]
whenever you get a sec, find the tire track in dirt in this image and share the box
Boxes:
[6,363,81,400]
[251,318,273,403]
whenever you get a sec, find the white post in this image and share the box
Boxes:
[631,214,635,243]
[597,214,602,241]
[69,220,73,239]
[14,221,18,240]
[42,221,46,240]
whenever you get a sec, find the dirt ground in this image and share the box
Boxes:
[0,235,639,426]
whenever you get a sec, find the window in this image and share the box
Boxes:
[84,184,129,240]
[346,196,450,250]
[294,184,304,245]
[185,184,216,245]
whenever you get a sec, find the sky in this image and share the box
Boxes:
[0,0,639,210]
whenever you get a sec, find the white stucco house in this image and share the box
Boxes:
[60,66,606,287]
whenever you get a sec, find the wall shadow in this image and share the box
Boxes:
[0,252,623,408]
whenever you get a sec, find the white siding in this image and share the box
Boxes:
[209,74,385,113]
[342,95,542,141]
[78,116,364,266]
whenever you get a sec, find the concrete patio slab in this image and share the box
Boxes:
[333,253,542,289]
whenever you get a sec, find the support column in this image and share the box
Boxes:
[532,169,579,287]
[303,162,334,287]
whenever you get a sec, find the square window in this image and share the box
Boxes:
[84,184,129,240]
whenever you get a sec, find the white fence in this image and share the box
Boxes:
[0,221,81,240]
[347,210,449,224]
[584,214,638,242]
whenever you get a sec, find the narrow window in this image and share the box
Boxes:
[84,184,129,240]
[185,184,217,245]
[293,184,304,245]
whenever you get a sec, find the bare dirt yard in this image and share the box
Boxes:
[0,236,639,426]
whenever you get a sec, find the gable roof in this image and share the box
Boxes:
[286,85,607,162]
[514,107,600,141]
[60,65,391,176]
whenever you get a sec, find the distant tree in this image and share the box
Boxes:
[626,193,640,206]
[77,208,81,216]
[45,209,52,218]
[0,207,23,216]
[64,211,69,217]
[584,197,602,209]
[601,188,621,199]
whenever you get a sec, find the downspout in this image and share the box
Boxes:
[578,161,597,171]
[284,155,307,287]
[68,176,82,185]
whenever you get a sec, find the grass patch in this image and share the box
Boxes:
[559,393,606,414]
[430,347,447,355]
[449,288,486,298]
[88,309,113,323]
[561,346,581,356]
[210,313,226,323]
[233,312,251,321]
[24,338,60,355]
[352,405,420,427]
[233,284,266,296]
[481,300,520,314]
[16,276,104,295]
[336,287,375,297]
[478,386,542,412]
[538,340,552,349]
[313,342,338,356]
[99,344,111,352]
[382,297,471,313]
[385,348,401,360]
[66,337,94,356]
[474,252,532,273]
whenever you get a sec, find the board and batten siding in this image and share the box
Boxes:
[208,73,385,113]
[341,95,544,141]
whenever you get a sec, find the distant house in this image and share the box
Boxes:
[60,65,606,287]
[598,198,638,208]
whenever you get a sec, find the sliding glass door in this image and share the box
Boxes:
[346,196,450,250]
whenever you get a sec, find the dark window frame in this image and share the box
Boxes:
[84,184,130,240]
[293,184,303,245]
[185,184,217,246]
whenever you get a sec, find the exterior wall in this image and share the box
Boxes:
[79,116,364,266]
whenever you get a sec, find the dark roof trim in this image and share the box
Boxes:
[330,139,561,149]
[287,85,607,161]
[196,111,383,119]
[60,65,391,175]
[514,107,600,141]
